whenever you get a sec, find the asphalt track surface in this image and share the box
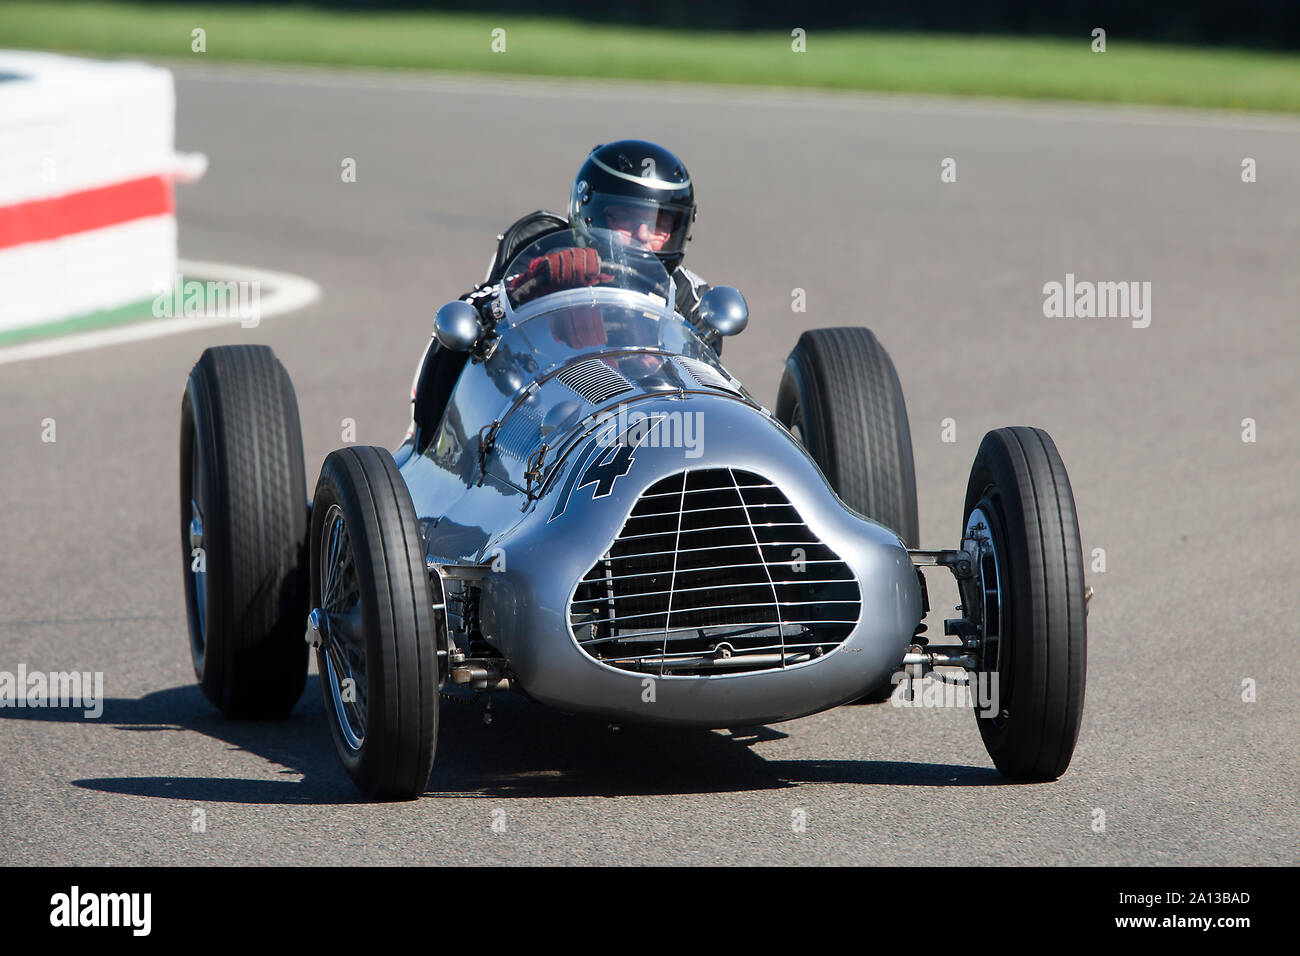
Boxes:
[2,64,1297,866]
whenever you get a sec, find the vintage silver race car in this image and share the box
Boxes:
[178,230,1088,799]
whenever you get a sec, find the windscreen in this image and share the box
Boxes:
[502,231,672,313]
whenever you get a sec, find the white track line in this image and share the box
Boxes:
[164,59,1300,135]
[0,259,320,366]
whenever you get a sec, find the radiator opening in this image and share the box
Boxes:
[569,469,861,675]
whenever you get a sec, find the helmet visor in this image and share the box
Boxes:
[580,194,691,259]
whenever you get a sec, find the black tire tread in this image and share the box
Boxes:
[183,345,308,718]
[776,327,919,547]
[965,426,1086,781]
[313,445,437,800]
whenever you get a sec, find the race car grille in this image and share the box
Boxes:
[569,468,861,675]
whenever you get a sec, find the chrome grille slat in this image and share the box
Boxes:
[627,501,795,513]
[587,622,846,641]
[598,542,842,561]
[600,644,826,663]
[579,601,860,625]
[610,521,809,543]
[569,468,861,675]
[657,471,689,676]
[577,623,860,648]
[623,501,794,517]
[726,467,788,668]
[601,643,833,659]
[586,559,848,583]
[571,578,858,603]
[637,483,778,500]
[579,608,863,632]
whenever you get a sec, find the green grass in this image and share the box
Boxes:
[2,2,1299,112]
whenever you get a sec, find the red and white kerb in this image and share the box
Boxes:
[0,52,205,333]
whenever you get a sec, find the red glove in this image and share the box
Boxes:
[509,247,611,296]
[533,247,605,285]
[517,247,608,283]
[549,306,607,349]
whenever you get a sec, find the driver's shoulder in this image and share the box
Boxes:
[674,265,709,291]
[497,209,569,252]
[673,265,711,313]
[486,209,570,285]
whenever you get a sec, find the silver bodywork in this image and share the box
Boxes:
[394,240,923,728]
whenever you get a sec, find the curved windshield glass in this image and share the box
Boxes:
[502,231,672,313]
[486,303,708,394]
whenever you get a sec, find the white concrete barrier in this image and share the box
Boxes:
[0,51,205,334]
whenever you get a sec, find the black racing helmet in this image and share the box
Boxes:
[570,140,696,272]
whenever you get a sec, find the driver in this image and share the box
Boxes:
[412,143,715,453]
[503,140,716,339]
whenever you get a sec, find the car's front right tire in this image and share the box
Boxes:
[310,445,439,800]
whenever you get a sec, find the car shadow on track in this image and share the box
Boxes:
[426,693,1005,798]
[12,683,361,804]
[6,682,1002,803]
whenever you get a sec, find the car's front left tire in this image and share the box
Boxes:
[964,427,1087,781]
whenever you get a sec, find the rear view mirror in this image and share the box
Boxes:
[434,300,483,352]
[697,286,748,337]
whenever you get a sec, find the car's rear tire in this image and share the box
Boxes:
[310,445,439,800]
[776,327,919,547]
[777,327,919,703]
[179,345,309,719]
[964,427,1087,781]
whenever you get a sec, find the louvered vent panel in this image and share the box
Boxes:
[557,359,633,405]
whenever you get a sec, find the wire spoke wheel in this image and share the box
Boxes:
[318,504,367,752]
[965,503,1008,729]
[187,444,207,669]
